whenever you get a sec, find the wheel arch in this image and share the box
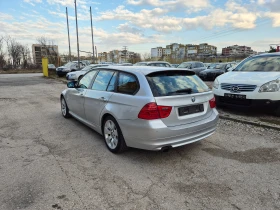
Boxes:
[101,113,115,135]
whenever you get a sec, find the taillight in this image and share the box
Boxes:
[138,103,172,120]
[209,97,216,108]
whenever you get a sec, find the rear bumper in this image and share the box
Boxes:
[118,109,219,150]
[215,95,280,108]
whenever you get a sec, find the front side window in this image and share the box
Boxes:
[146,70,210,97]
[77,70,98,89]
[117,73,138,95]
[91,70,115,91]
[235,55,280,72]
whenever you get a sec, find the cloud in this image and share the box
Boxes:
[264,12,280,27]
[23,0,42,6]
[117,23,143,35]
[0,12,13,20]
[258,0,280,12]
[46,0,88,7]
[127,0,211,12]
[96,2,259,32]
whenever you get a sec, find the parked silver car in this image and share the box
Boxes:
[60,66,219,153]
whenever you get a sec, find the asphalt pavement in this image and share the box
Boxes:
[0,74,279,210]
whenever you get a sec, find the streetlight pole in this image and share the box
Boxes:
[74,0,80,69]
[90,6,95,63]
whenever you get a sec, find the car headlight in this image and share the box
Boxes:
[213,79,219,89]
[259,79,280,92]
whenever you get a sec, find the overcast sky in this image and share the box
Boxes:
[0,0,280,56]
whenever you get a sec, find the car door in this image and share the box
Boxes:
[67,70,98,119]
[84,70,117,128]
[191,62,200,75]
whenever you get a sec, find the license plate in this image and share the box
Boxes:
[224,93,246,99]
[178,104,204,116]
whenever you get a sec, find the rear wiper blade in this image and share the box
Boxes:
[167,88,193,95]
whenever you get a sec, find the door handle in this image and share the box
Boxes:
[99,97,108,102]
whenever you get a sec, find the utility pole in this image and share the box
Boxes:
[123,46,128,63]
[66,7,71,61]
[90,6,95,63]
[95,46,97,61]
[74,0,80,69]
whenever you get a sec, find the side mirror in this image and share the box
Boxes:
[67,81,76,88]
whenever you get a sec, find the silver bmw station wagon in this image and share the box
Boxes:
[60,66,219,153]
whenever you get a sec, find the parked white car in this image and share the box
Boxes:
[66,64,110,81]
[212,53,280,115]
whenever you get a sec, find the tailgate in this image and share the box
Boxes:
[154,92,214,127]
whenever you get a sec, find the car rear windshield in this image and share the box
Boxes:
[234,55,280,72]
[146,70,210,97]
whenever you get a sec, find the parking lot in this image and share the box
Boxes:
[0,74,279,210]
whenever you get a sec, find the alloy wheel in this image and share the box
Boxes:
[104,120,119,149]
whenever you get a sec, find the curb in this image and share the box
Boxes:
[220,115,280,131]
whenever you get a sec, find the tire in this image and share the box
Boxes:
[103,116,127,153]
[61,96,71,118]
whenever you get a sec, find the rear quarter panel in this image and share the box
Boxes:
[100,72,155,122]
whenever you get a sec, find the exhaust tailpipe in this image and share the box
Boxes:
[161,146,172,152]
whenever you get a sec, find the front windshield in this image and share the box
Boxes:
[81,65,94,71]
[177,63,192,68]
[235,55,280,72]
[64,62,74,68]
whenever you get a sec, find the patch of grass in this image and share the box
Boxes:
[0,69,42,74]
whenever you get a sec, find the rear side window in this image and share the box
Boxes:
[146,71,210,97]
[117,73,138,95]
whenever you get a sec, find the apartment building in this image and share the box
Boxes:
[198,43,217,56]
[32,44,59,64]
[222,45,256,56]
[98,50,140,63]
[151,43,217,59]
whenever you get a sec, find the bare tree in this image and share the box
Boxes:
[37,36,58,65]
[0,35,6,69]
[142,53,151,61]
[20,44,30,68]
[5,36,23,68]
